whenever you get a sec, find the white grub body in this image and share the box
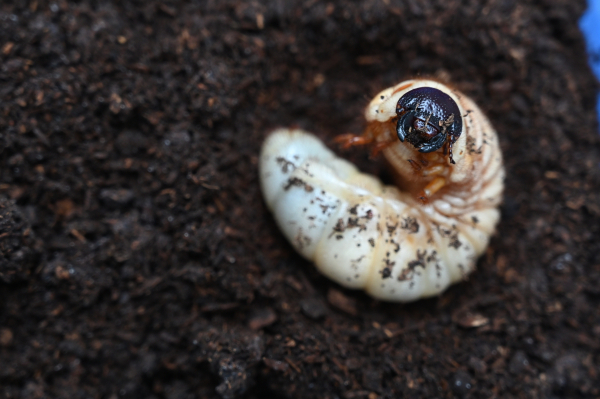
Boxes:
[259,79,504,302]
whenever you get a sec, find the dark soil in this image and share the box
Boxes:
[1,1,600,398]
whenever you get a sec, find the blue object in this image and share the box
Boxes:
[579,0,600,124]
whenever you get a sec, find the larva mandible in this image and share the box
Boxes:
[259,79,504,302]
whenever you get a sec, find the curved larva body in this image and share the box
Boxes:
[259,79,504,302]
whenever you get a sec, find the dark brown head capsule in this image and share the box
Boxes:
[395,87,462,164]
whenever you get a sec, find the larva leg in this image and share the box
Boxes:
[421,176,446,198]
[335,114,401,157]
[334,133,398,158]
[333,133,373,149]
[410,152,452,201]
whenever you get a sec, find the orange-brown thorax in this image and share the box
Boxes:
[365,119,453,201]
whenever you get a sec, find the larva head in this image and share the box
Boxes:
[395,87,462,162]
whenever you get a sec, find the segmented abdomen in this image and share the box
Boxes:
[259,128,501,302]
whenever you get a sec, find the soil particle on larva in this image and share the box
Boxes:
[401,216,420,233]
[284,177,314,192]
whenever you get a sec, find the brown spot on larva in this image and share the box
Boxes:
[435,224,449,236]
[308,216,315,220]
[472,216,479,224]
[336,235,343,240]
[401,217,419,233]
[386,223,398,235]
[276,157,296,173]
[426,250,438,263]
[466,136,483,155]
[284,177,314,192]
[398,249,428,281]
[349,204,358,215]
[434,223,462,249]
[448,234,462,249]
[350,256,365,270]
[381,267,392,279]
[383,257,396,269]
[365,209,373,219]
[346,217,367,232]
[319,204,329,214]
[409,249,427,268]
[328,219,346,238]
[368,238,375,247]
[295,229,311,250]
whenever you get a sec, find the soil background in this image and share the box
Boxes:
[2,1,600,398]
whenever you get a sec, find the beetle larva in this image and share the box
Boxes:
[259,79,504,302]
